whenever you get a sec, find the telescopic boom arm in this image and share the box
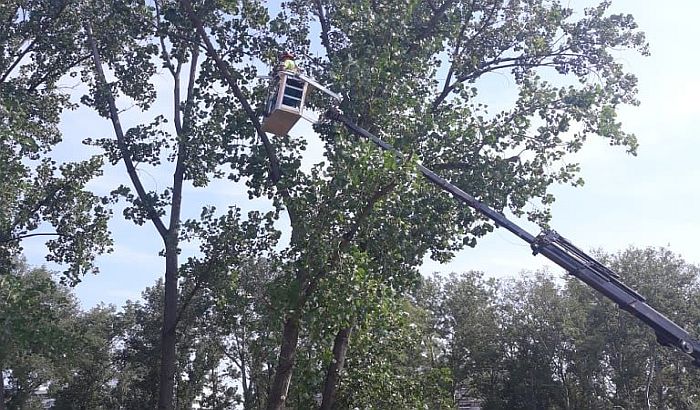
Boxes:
[325,107,700,366]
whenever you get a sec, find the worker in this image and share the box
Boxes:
[279,51,298,73]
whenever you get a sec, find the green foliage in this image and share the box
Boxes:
[0,0,112,282]
[187,1,651,407]
[50,305,121,410]
[421,248,700,410]
[6,244,700,410]
[2,1,665,409]
[564,248,700,409]
[332,297,455,409]
[0,259,80,409]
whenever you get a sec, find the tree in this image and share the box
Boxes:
[332,292,455,409]
[50,305,121,410]
[76,0,277,407]
[179,0,649,407]
[565,248,700,409]
[0,259,79,410]
[432,272,503,406]
[429,248,700,410]
[492,271,573,410]
[203,257,283,409]
[0,0,112,284]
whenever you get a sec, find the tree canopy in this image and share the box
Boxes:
[3,1,691,409]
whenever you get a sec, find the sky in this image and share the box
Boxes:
[21,1,700,309]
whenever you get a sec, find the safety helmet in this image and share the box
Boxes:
[280,51,295,61]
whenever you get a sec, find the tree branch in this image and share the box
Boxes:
[169,60,188,242]
[432,22,466,112]
[181,42,199,133]
[312,0,333,59]
[301,180,398,306]
[172,59,184,136]
[0,38,37,84]
[178,0,299,228]
[408,0,455,55]
[431,0,497,111]
[154,0,177,77]
[0,232,68,244]
[84,22,168,239]
[174,277,202,327]
[27,54,91,92]
[10,183,64,232]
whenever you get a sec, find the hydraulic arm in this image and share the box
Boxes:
[325,107,700,366]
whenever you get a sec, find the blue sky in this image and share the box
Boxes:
[22,1,700,308]
[422,0,700,278]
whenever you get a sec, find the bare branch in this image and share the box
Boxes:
[0,232,68,244]
[312,0,333,58]
[173,59,184,136]
[182,42,199,132]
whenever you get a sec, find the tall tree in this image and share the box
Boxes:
[437,272,502,405]
[0,0,112,284]
[180,1,648,408]
[0,260,79,410]
[565,248,700,409]
[78,0,275,407]
[431,248,700,410]
[50,305,121,410]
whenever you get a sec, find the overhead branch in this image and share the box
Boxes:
[432,49,580,112]
[84,22,168,239]
[218,340,244,369]
[300,180,398,307]
[154,0,177,77]
[174,277,203,327]
[0,232,68,244]
[4,0,74,88]
[184,44,199,123]
[431,0,497,111]
[312,0,333,58]
[27,54,91,92]
[407,0,456,55]
[168,58,193,240]
[11,185,63,229]
[431,22,466,112]
[172,59,184,135]
[0,38,37,84]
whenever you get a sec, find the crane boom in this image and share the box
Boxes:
[325,107,700,366]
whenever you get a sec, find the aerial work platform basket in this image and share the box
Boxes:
[261,70,342,136]
[261,71,309,136]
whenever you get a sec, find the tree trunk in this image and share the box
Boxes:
[266,315,300,410]
[158,241,179,409]
[240,346,252,409]
[0,366,6,410]
[320,325,353,410]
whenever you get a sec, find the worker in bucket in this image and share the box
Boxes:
[279,51,298,73]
